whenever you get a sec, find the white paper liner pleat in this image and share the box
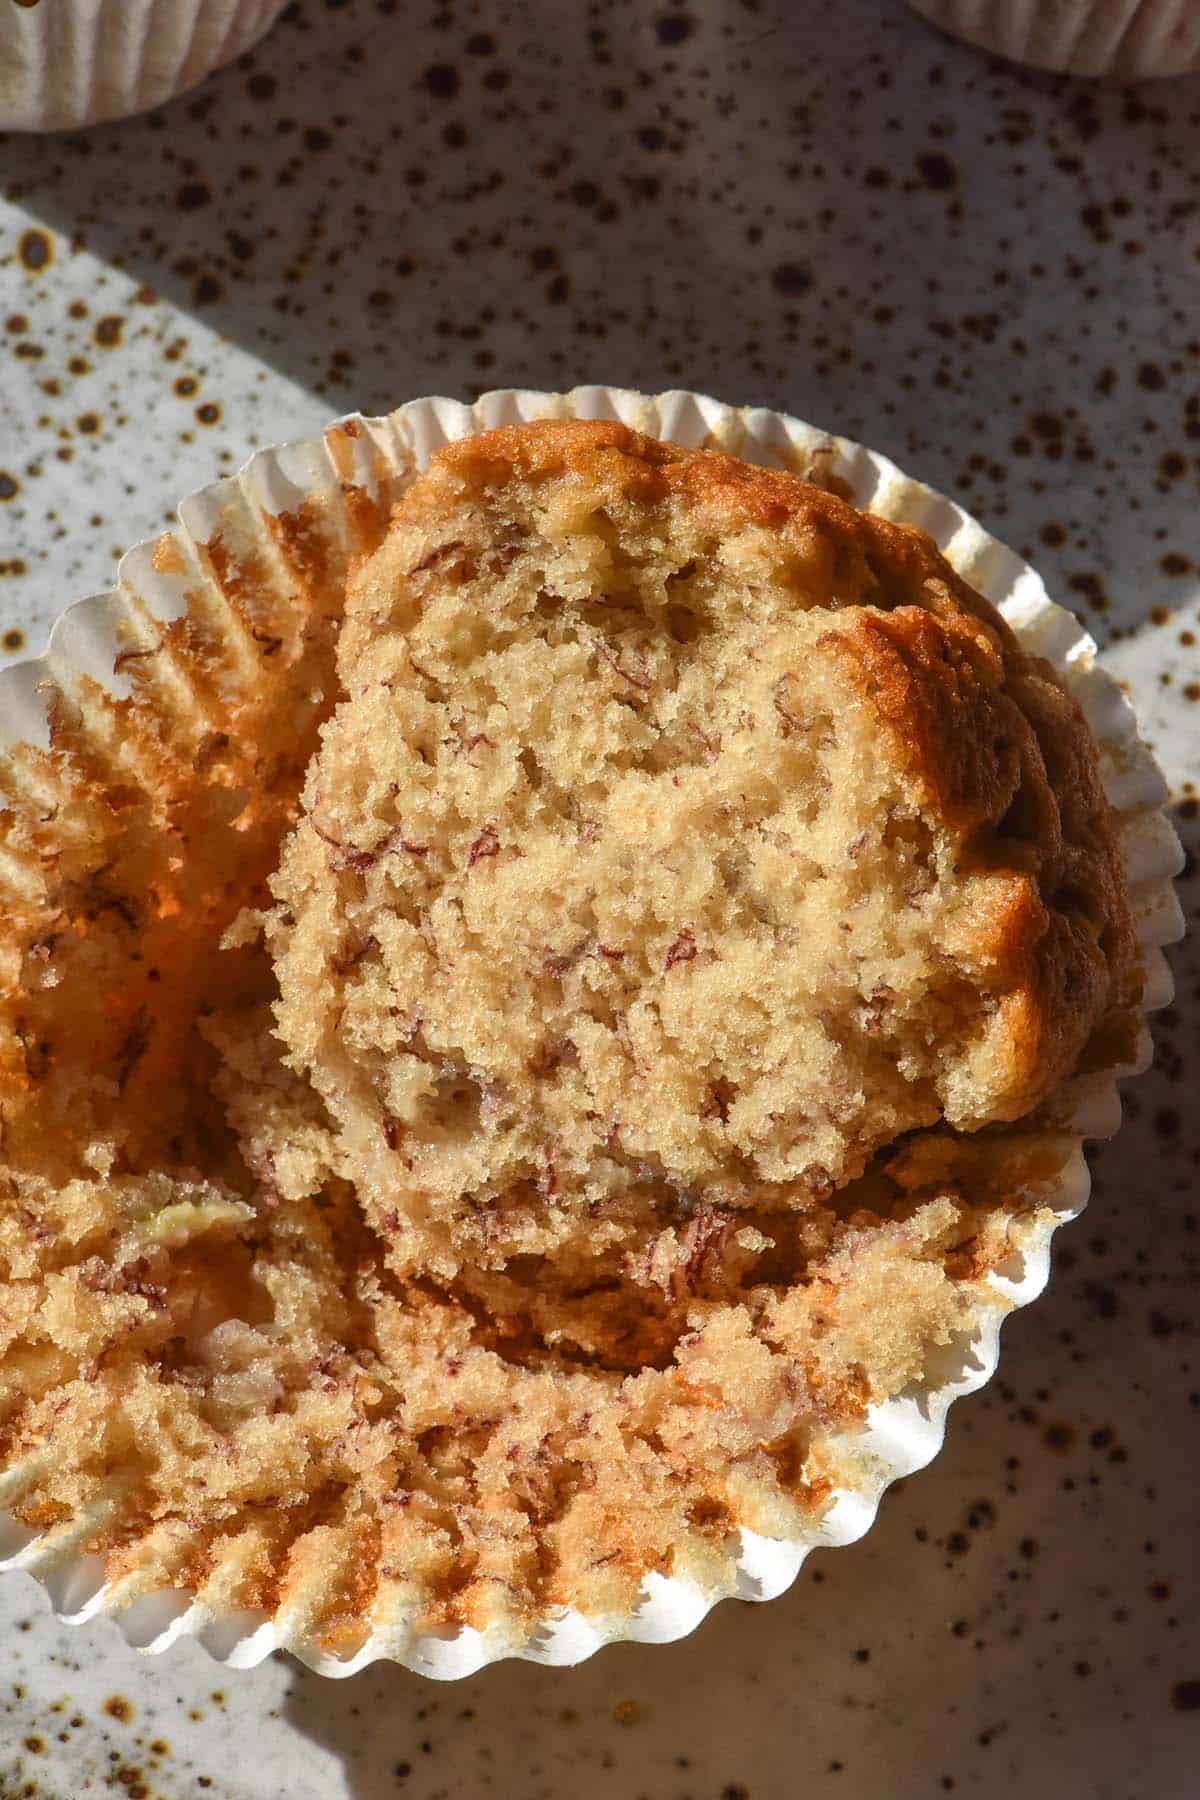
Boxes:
[0,388,1183,1678]
[0,0,289,132]
[906,0,1200,76]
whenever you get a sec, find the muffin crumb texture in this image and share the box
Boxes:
[0,421,1136,1645]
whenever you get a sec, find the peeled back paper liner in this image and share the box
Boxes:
[0,388,1183,1679]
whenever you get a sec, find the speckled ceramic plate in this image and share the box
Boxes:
[0,386,1184,1679]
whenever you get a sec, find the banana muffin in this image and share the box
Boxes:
[0,420,1138,1644]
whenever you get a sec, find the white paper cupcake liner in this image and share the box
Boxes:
[0,387,1183,1678]
[0,0,289,133]
[906,0,1200,76]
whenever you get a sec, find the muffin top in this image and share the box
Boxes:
[0,417,1139,1645]
[267,418,1135,1286]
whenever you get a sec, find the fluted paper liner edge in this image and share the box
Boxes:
[0,0,289,133]
[906,0,1200,77]
[0,387,1184,1678]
